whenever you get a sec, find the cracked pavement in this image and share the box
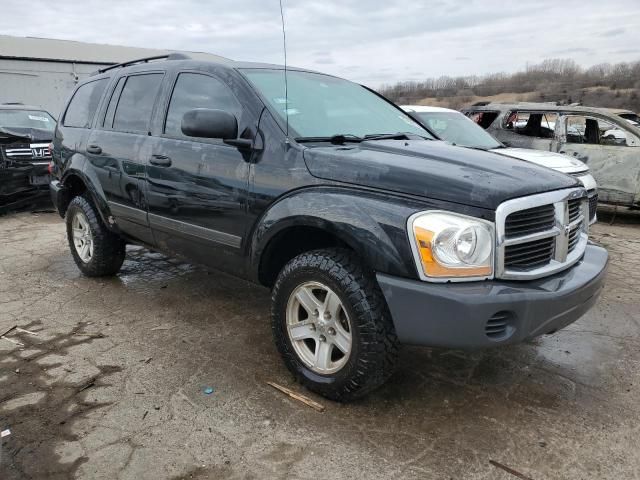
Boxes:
[1,208,639,479]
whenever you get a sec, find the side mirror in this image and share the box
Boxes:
[181,108,238,139]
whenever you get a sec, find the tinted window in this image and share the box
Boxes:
[164,73,241,137]
[113,74,163,133]
[103,77,126,128]
[63,79,108,128]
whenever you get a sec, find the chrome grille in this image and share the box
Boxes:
[588,191,598,222]
[496,188,589,280]
[504,204,555,238]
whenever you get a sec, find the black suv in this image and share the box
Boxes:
[50,54,608,400]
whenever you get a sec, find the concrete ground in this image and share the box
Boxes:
[0,208,639,480]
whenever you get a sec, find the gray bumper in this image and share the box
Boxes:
[50,180,66,217]
[378,243,608,348]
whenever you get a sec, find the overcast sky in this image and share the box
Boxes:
[2,0,640,86]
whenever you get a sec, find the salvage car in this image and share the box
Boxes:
[402,105,598,223]
[50,55,608,400]
[464,102,640,208]
[0,103,55,209]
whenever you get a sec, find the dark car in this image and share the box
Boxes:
[50,55,608,401]
[0,103,55,209]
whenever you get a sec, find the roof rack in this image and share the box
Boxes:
[94,53,191,75]
[2,102,24,105]
[472,101,490,106]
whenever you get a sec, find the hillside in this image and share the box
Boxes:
[380,59,640,112]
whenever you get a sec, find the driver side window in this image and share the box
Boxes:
[164,73,241,138]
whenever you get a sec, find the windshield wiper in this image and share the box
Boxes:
[295,134,363,145]
[364,132,434,141]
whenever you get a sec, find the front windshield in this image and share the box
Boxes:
[0,109,56,132]
[242,69,432,139]
[413,111,502,150]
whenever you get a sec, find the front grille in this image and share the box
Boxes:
[505,237,555,269]
[496,188,589,280]
[588,192,598,222]
[568,198,581,223]
[568,226,581,253]
[1,143,51,164]
[505,204,555,238]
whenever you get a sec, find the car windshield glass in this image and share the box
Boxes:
[414,111,502,150]
[242,69,432,139]
[0,109,56,132]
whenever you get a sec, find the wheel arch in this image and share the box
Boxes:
[249,187,419,287]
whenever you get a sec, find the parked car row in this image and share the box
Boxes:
[463,102,640,208]
[48,54,610,400]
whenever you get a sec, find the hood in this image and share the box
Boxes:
[493,147,588,174]
[303,140,579,210]
[0,126,53,144]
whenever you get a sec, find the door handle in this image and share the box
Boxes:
[150,154,172,167]
[87,144,102,154]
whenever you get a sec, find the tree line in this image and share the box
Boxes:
[379,59,640,111]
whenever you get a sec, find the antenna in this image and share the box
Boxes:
[279,0,289,138]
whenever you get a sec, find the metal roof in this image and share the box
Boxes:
[0,35,229,65]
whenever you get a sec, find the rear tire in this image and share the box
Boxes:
[66,195,125,277]
[271,248,399,401]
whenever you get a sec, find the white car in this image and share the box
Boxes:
[401,105,598,223]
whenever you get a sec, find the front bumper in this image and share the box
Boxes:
[378,243,608,348]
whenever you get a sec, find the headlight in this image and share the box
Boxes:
[408,211,495,281]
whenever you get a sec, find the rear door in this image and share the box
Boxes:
[87,72,165,244]
[557,114,640,206]
[146,71,252,272]
[497,110,559,151]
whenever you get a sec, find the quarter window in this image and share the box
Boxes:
[63,79,109,128]
[112,73,164,133]
[164,73,241,137]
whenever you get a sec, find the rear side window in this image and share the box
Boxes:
[63,79,109,128]
[112,73,164,133]
[467,111,499,129]
[102,76,126,128]
[503,111,557,138]
[164,73,241,137]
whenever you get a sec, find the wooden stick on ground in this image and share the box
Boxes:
[489,460,535,480]
[0,325,17,338]
[266,381,326,413]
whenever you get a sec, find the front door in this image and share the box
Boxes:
[557,114,640,206]
[146,71,251,273]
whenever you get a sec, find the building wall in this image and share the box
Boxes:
[0,59,110,118]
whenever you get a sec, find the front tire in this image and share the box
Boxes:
[271,248,399,401]
[66,195,126,277]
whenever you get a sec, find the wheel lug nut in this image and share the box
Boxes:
[323,312,331,320]
[328,327,335,336]
[309,324,316,331]
[312,309,319,317]
[319,335,326,342]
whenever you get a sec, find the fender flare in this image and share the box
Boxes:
[60,154,113,228]
[247,187,420,283]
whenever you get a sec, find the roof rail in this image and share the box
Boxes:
[2,102,24,105]
[94,53,191,75]
[471,101,490,106]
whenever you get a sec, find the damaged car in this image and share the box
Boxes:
[464,103,640,209]
[0,103,55,210]
[402,105,598,223]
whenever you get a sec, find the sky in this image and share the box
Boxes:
[2,0,640,87]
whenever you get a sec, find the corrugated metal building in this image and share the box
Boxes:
[0,35,228,117]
